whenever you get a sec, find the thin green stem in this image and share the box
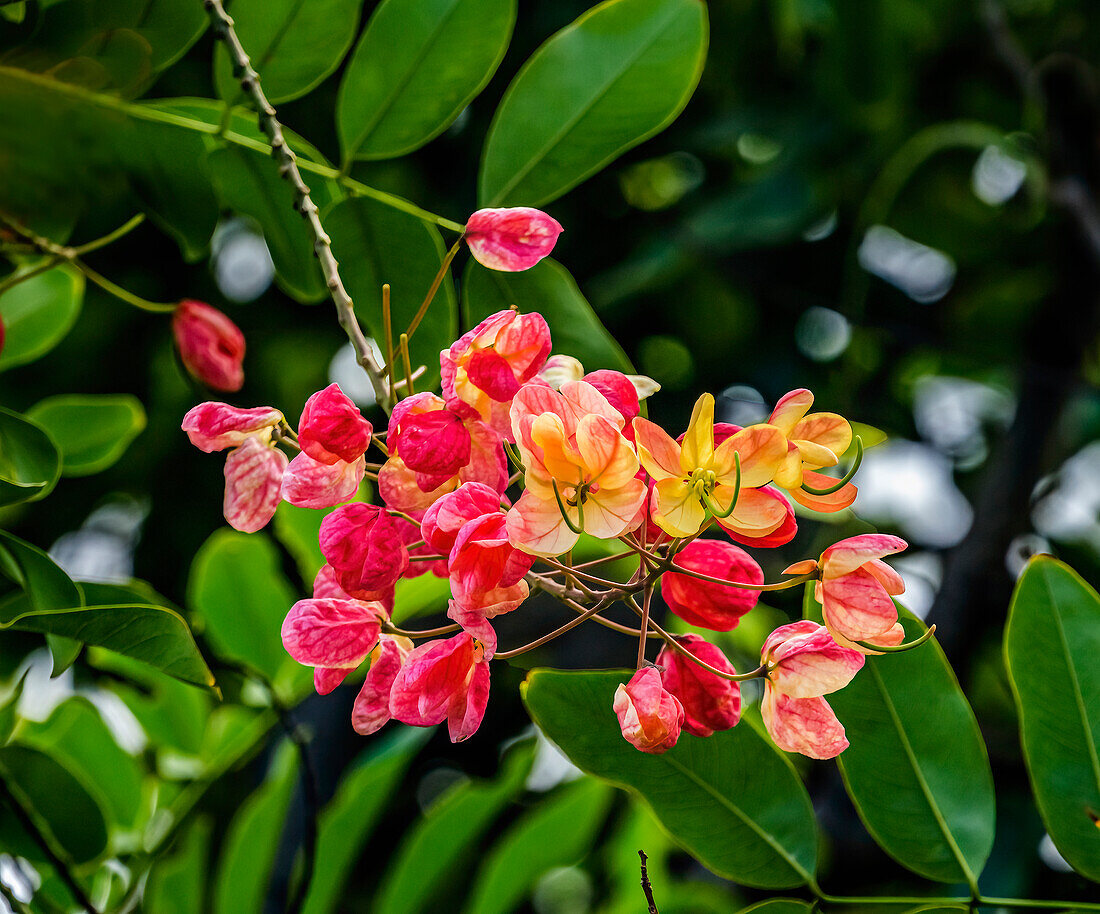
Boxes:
[71,214,145,255]
[76,259,177,312]
[0,256,62,297]
[406,237,463,341]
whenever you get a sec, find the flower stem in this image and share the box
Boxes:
[497,598,616,659]
[406,237,463,342]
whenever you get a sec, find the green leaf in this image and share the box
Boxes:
[18,696,144,829]
[207,144,332,303]
[391,572,453,625]
[300,728,429,914]
[214,0,363,105]
[478,0,708,207]
[273,501,330,586]
[804,586,995,886]
[0,671,27,746]
[1004,556,1100,881]
[464,777,614,914]
[374,741,534,914]
[27,394,146,477]
[213,742,299,914]
[325,196,458,391]
[146,818,213,914]
[462,258,632,372]
[0,264,83,370]
[188,529,298,684]
[0,530,81,611]
[736,901,814,914]
[521,669,818,889]
[337,0,515,161]
[0,744,109,864]
[0,406,61,505]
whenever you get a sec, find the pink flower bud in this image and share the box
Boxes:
[465,207,563,272]
[394,409,471,479]
[182,402,283,453]
[389,631,491,742]
[614,668,684,754]
[281,597,385,669]
[661,540,763,631]
[223,437,287,533]
[421,482,504,555]
[319,503,409,594]
[281,451,365,509]
[297,383,373,465]
[172,299,246,392]
[657,635,741,738]
[352,635,414,735]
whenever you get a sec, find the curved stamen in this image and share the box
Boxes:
[552,479,585,535]
[801,436,863,497]
[701,452,741,519]
[857,623,937,653]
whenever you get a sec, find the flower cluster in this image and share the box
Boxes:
[183,207,923,760]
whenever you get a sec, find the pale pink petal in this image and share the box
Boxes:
[761,687,849,759]
[764,622,865,698]
[865,558,906,595]
[465,208,563,272]
[505,490,578,557]
[613,668,684,754]
[448,660,490,742]
[559,380,626,430]
[821,568,899,641]
[821,534,908,578]
[281,598,383,667]
[182,402,282,453]
[223,437,287,533]
[633,417,683,480]
[575,415,638,489]
[712,424,787,488]
[582,479,647,540]
[352,636,413,735]
[493,311,552,382]
[379,455,456,513]
[281,452,364,509]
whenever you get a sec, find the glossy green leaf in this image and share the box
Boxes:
[213,742,299,914]
[27,394,146,476]
[478,0,708,207]
[325,196,458,391]
[300,728,429,914]
[146,818,212,914]
[207,145,331,304]
[46,633,82,677]
[0,406,61,505]
[736,901,814,914]
[464,777,613,914]
[1005,556,1100,881]
[337,0,515,161]
[274,501,331,586]
[462,258,632,372]
[375,741,534,914]
[804,587,995,886]
[0,265,83,370]
[18,696,144,828]
[522,669,818,889]
[391,572,453,625]
[0,744,108,864]
[0,671,27,746]
[0,529,81,611]
[214,0,362,105]
[188,529,298,684]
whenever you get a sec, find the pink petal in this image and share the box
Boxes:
[297,383,373,465]
[352,635,412,735]
[657,635,741,738]
[319,503,409,593]
[762,687,850,759]
[661,540,762,631]
[396,409,472,478]
[726,487,797,548]
[613,668,684,754]
[505,490,578,557]
[583,370,640,424]
[421,481,504,554]
[182,402,282,453]
[223,437,287,533]
[378,455,455,513]
[821,534,908,578]
[315,667,350,695]
[465,207,563,272]
[281,598,382,667]
[762,621,865,698]
[821,568,899,642]
[448,660,490,742]
[281,452,365,509]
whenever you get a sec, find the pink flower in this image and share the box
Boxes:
[421,482,504,554]
[789,534,908,652]
[182,402,282,453]
[297,383,373,465]
[172,299,245,392]
[389,632,491,742]
[281,597,389,692]
[281,451,365,509]
[352,635,414,735]
[223,436,287,533]
[760,620,864,759]
[613,667,684,754]
[657,635,741,737]
[319,504,409,595]
[313,564,393,613]
[660,540,763,631]
[441,310,552,432]
[465,207,563,272]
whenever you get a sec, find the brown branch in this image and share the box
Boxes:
[639,850,659,914]
[202,0,391,409]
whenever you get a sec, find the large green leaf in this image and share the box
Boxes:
[273,501,331,587]
[27,394,146,477]
[804,587,995,886]
[0,530,81,611]
[300,728,429,914]
[1004,556,1100,881]
[0,265,83,371]
[146,818,212,914]
[374,741,534,914]
[337,0,515,161]
[213,742,299,914]
[325,196,458,391]
[213,0,362,105]
[0,744,108,865]
[462,258,632,372]
[522,669,818,889]
[0,406,61,505]
[188,529,298,685]
[478,0,708,207]
[464,777,614,914]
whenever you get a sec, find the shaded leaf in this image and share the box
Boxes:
[27,394,146,477]
[0,406,61,505]
[0,265,83,370]
[146,818,213,914]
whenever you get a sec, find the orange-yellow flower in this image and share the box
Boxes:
[769,389,857,512]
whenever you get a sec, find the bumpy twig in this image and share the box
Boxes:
[639,850,659,914]
[202,0,392,408]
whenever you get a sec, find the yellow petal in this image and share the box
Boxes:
[653,477,706,537]
[680,393,715,474]
[768,389,813,435]
[713,424,786,487]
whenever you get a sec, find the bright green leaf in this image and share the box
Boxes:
[462,258,632,372]
[522,669,818,889]
[28,394,146,476]
[214,0,363,105]
[479,0,708,207]
[146,818,213,914]
[337,0,515,161]
[274,501,331,586]
[0,406,61,505]
[1005,556,1100,881]
[0,264,83,370]
[325,196,458,391]
[0,530,81,611]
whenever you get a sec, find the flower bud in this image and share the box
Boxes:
[613,667,684,754]
[297,383,373,465]
[172,299,245,392]
[657,634,741,737]
[661,540,763,631]
[319,503,409,594]
[465,207,563,272]
[421,482,504,554]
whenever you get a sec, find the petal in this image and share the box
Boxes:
[657,634,741,737]
[790,413,852,464]
[447,659,490,742]
[768,636,865,698]
[281,452,364,509]
[314,667,350,695]
[576,415,638,489]
[281,598,382,667]
[761,688,849,759]
[465,207,563,272]
[652,477,706,538]
[821,534,908,577]
[768,389,813,435]
[559,380,626,430]
[633,417,682,481]
[714,487,787,537]
[661,540,763,631]
[297,383,373,464]
[821,568,899,641]
[223,438,288,533]
[351,636,413,735]
[505,491,578,557]
[493,311,552,382]
[396,409,472,477]
[389,632,475,727]
[680,393,715,473]
[583,479,647,540]
[865,558,906,595]
[787,472,858,513]
[378,455,456,513]
[772,442,804,489]
[712,424,787,488]
[182,402,282,453]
